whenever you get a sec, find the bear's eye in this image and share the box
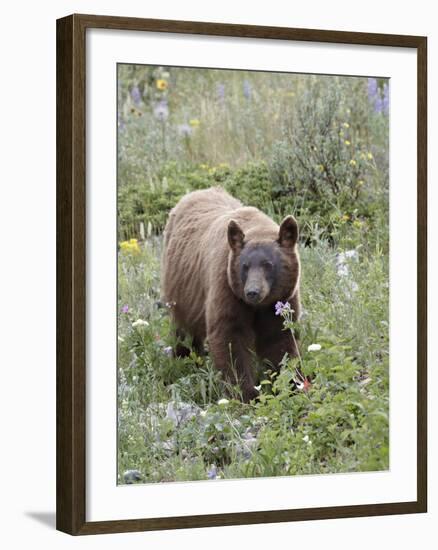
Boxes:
[262,261,273,270]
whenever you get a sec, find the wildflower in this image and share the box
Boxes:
[317,164,325,172]
[207,465,217,479]
[130,85,141,105]
[217,83,225,102]
[307,343,322,352]
[199,163,209,170]
[274,301,291,316]
[177,123,192,137]
[163,346,173,357]
[156,79,168,90]
[243,79,252,100]
[217,398,229,406]
[132,319,149,328]
[254,385,261,391]
[200,410,208,417]
[303,378,312,392]
[341,214,350,222]
[120,238,140,255]
[302,435,312,444]
[382,82,389,115]
[153,99,169,121]
[353,220,363,229]
[358,180,364,186]
[189,118,200,128]
[367,77,378,103]
[367,152,373,160]
[349,159,357,166]
[121,304,129,314]
[344,140,351,146]
[343,122,350,128]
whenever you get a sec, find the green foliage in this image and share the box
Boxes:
[118,238,388,482]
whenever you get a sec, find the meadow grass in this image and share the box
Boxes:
[118,232,388,483]
[117,66,389,484]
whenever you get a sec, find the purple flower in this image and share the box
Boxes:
[274,301,291,316]
[367,78,378,101]
[374,95,383,113]
[217,83,225,102]
[154,99,169,121]
[177,123,192,137]
[130,85,141,105]
[243,80,252,100]
[207,465,217,479]
[382,82,389,115]
[121,304,129,314]
[367,77,389,115]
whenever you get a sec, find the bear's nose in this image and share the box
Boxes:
[245,289,260,302]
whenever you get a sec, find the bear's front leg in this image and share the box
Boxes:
[206,297,257,402]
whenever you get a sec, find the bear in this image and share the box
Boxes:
[161,187,301,402]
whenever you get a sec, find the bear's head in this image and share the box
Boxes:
[227,216,300,307]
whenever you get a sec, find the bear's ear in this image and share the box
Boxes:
[278,216,299,248]
[228,220,245,251]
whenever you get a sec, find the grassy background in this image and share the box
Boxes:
[117,65,389,484]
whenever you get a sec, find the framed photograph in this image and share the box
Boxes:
[56,14,427,535]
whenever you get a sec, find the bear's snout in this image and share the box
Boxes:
[245,288,261,303]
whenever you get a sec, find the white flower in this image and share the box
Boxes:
[163,346,173,357]
[307,343,322,352]
[302,435,310,443]
[200,410,207,417]
[217,398,229,406]
[254,385,261,391]
[132,319,149,328]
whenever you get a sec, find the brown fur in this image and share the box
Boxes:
[162,187,301,401]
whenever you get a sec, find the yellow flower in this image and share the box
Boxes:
[156,79,168,90]
[341,214,350,222]
[343,122,350,128]
[344,140,351,146]
[353,220,363,229]
[317,164,325,172]
[218,163,229,169]
[349,159,357,166]
[358,179,364,186]
[199,163,209,170]
[120,239,140,255]
[367,152,373,160]
[189,119,200,127]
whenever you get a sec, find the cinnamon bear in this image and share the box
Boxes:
[162,187,301,401]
